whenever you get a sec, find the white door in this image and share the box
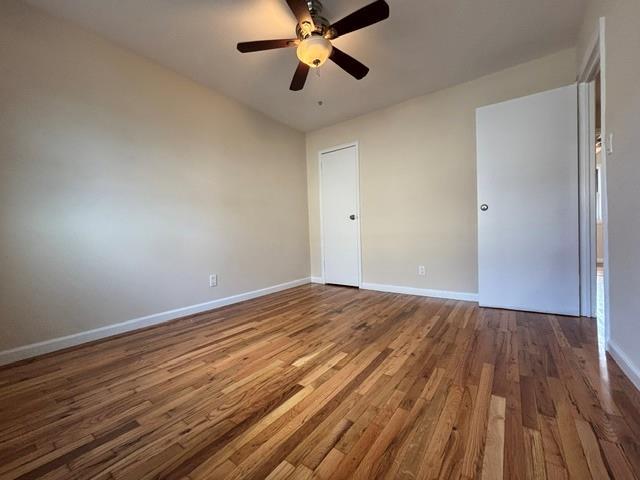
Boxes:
[320,145,360,287]
[476,85,579,316]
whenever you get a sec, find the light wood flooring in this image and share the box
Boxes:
[1,284,639,479]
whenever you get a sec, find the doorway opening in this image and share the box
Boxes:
[578,17,609,348]
[594,72,606,338]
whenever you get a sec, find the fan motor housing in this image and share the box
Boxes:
[296,0,332,39]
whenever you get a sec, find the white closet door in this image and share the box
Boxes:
[321,145,360,287]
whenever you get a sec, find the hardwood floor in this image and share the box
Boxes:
[1,284,639,479]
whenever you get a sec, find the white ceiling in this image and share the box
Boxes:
[25,0,586,131]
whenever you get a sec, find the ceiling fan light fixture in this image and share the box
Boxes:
[296,35,332,68]
[237,0,389,90]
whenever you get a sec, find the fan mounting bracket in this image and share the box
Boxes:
[296,0,331,39]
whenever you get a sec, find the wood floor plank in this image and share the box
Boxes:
[524,427,548,480]
[555,400,593,479]
[0,284,639,479]
[576,418,612,480]
[461,362,494,479]
[481,395,506,480]
[601,440,639,480]
[417,384,464,479]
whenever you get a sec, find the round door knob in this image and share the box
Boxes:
[349,214,357,220]
[480,204,488,211]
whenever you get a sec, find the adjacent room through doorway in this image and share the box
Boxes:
[594,72,607,340]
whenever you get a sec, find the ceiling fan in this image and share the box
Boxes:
[237,0,390,91]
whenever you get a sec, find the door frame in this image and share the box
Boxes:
[578,17,610,342]
[318,141,363,287]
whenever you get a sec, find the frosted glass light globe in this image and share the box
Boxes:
[296,35,333,68]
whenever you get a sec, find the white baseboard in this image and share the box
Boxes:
[360,282,478,302]
[310,276,324,284]
[0,277,311,367]
[607,339,640,391]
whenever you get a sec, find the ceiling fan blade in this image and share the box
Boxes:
[286,0,314,26]
[330,0,389,38]
[237,39,298,53]
[290,62,310,91]
[329,47,369,80]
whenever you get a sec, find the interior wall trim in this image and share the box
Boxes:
[607,339,640,391]
[0,277,311,367]
[360,282,479,303]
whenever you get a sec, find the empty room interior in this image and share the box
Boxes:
[2,0,640,478]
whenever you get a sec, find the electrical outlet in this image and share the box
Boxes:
[418,266,426,276]
[209,274,218,287]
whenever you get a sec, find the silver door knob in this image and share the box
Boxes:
[480,204,488,211]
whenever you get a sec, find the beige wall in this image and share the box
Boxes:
[578,0,640,378]
[0,1,309,351]
[306,49,576,294]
